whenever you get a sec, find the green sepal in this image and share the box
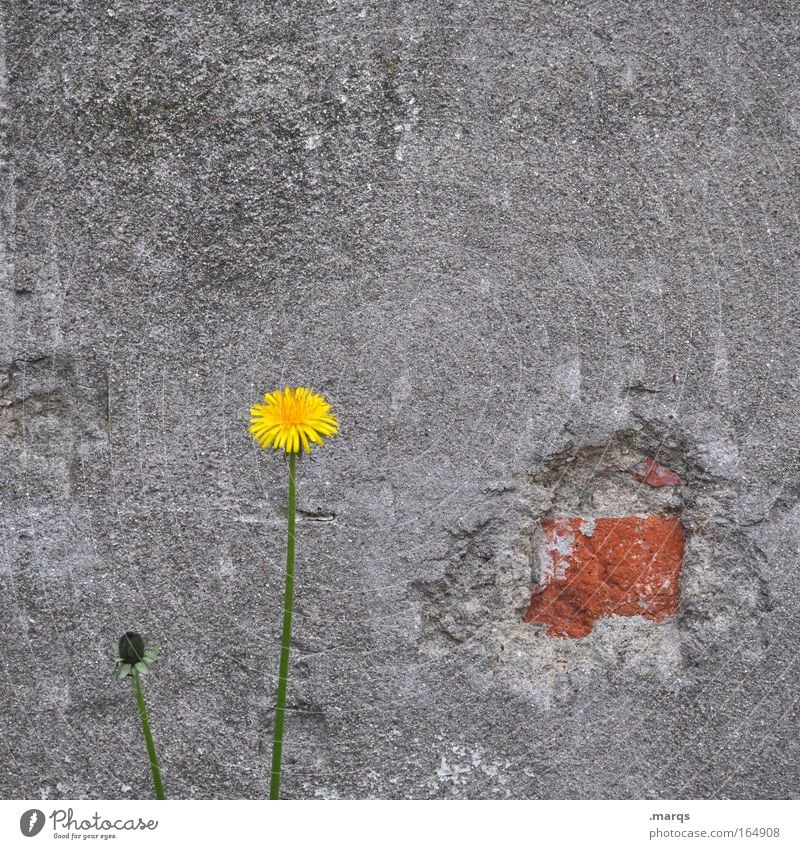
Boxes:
[117,663,132,679]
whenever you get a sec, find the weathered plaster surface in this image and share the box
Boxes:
[1,1,798,798]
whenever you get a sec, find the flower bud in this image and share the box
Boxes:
[118,632,146,665]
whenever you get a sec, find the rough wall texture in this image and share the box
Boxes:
[1,0,799,799]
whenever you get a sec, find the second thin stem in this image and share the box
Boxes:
[132,672,166,800]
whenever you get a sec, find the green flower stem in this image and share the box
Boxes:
[132,671,166,800]
[270,451,297,800]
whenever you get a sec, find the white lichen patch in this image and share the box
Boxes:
[431,745,511,789]
[436,755,472,785]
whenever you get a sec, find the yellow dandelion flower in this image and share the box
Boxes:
[249,386,339,455]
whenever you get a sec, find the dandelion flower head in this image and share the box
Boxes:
[249,386,339,455]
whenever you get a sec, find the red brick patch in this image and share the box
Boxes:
[524,515,684,638]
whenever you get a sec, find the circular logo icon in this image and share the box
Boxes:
[20,810,45,837]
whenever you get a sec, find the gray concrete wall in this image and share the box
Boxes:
[1,0,798,799]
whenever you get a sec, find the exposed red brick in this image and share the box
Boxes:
[628,458,682,487]
[524,515,684,638]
